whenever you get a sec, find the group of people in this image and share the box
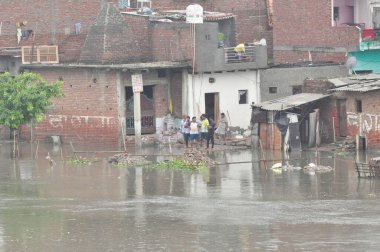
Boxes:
[180,113,229,149]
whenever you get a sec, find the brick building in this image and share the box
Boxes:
[0,1,269,144]
[328,74,380,148]
[272,0,380,66]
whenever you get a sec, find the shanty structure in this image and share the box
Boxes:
[329,74,380,149]
[251,93,330,150]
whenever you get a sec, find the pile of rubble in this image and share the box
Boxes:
[108,152,150,166]
[215,136,252,147]
[182,148,216,167]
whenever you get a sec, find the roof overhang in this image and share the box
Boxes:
[252,93,330,111]
[328,74,380,93]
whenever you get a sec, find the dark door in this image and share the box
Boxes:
[289,122,301,151]
[125,86,155,135]
[337,99,347,137]
[205,93,219,123]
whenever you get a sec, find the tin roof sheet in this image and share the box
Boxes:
[329,74,380,92]
[253,93,330,111]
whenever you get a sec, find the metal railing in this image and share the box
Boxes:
[359,29,380,51]
[224,45,256,64]
[126,115,155,129]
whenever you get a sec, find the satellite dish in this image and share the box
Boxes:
[345,56,357,75]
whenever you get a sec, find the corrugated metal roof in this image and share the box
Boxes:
[253,93,330,111]
[329,74,380,92]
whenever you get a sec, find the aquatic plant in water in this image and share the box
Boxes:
[66,156,97,165]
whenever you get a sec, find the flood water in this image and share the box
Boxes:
[1,142,380,251]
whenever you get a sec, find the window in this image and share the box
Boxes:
[205,34,211,40]
[356,99,362,113]
[22,45,59,64]
[292,86,302,95]
[269,87,277,94]
[333,7,339,21]
[239,90,248,104]
[118,0,130,8]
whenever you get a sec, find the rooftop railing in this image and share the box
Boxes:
[360,28,380,51]
[224,44,256,64]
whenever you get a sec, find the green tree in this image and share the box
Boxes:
[0,72,64,131]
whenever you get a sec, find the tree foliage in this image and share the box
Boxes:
[0,72,64,129]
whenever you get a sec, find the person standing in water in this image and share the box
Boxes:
[215,113,228,141]
[207,116,216,149]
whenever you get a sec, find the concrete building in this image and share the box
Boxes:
[186,70,262,129]
[260,64,348,102]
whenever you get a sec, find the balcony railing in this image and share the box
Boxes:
[224,44,256,64]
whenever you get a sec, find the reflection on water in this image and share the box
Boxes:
[0,142,380,251]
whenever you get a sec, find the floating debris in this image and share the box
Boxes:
[271,162,302,173]
[271,163,282,169]
[303,163,333,174]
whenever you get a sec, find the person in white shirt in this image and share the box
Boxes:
[189,116,200,147]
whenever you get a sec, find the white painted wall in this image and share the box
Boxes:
[186,70,260,129]
[355,0,371,27]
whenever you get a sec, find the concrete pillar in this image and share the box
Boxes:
[187,74,194,117]
[134,92,142,146]
[116,71,126,147]
[182,69,189,115]
[256,70,261,103]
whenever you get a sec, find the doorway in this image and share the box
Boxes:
[337,99,347,137]
[205,93,219,123]
[125,85,155,135]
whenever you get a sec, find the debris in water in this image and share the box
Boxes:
[108,152,150,167]
[271,163,282,169]
[303,163,333,174]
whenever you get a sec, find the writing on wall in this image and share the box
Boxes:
[47,115,115,129]
[347,112,380,133]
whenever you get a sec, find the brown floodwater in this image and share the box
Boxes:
[0,141,380,251]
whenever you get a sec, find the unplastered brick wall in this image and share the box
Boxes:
[273,0,358,64]
[0,0,117,48]
[341,91,380,146]
[21,68,120,145]
[154,84,169,118]
[150,22,192,62]
[121,13,152,62]
[170,70,183,117]
[80,4,150,63]
[303,79,334,94]
[274,51,349,65]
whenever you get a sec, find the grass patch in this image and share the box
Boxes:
[66,156,98,166]
[152,159,208,171]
